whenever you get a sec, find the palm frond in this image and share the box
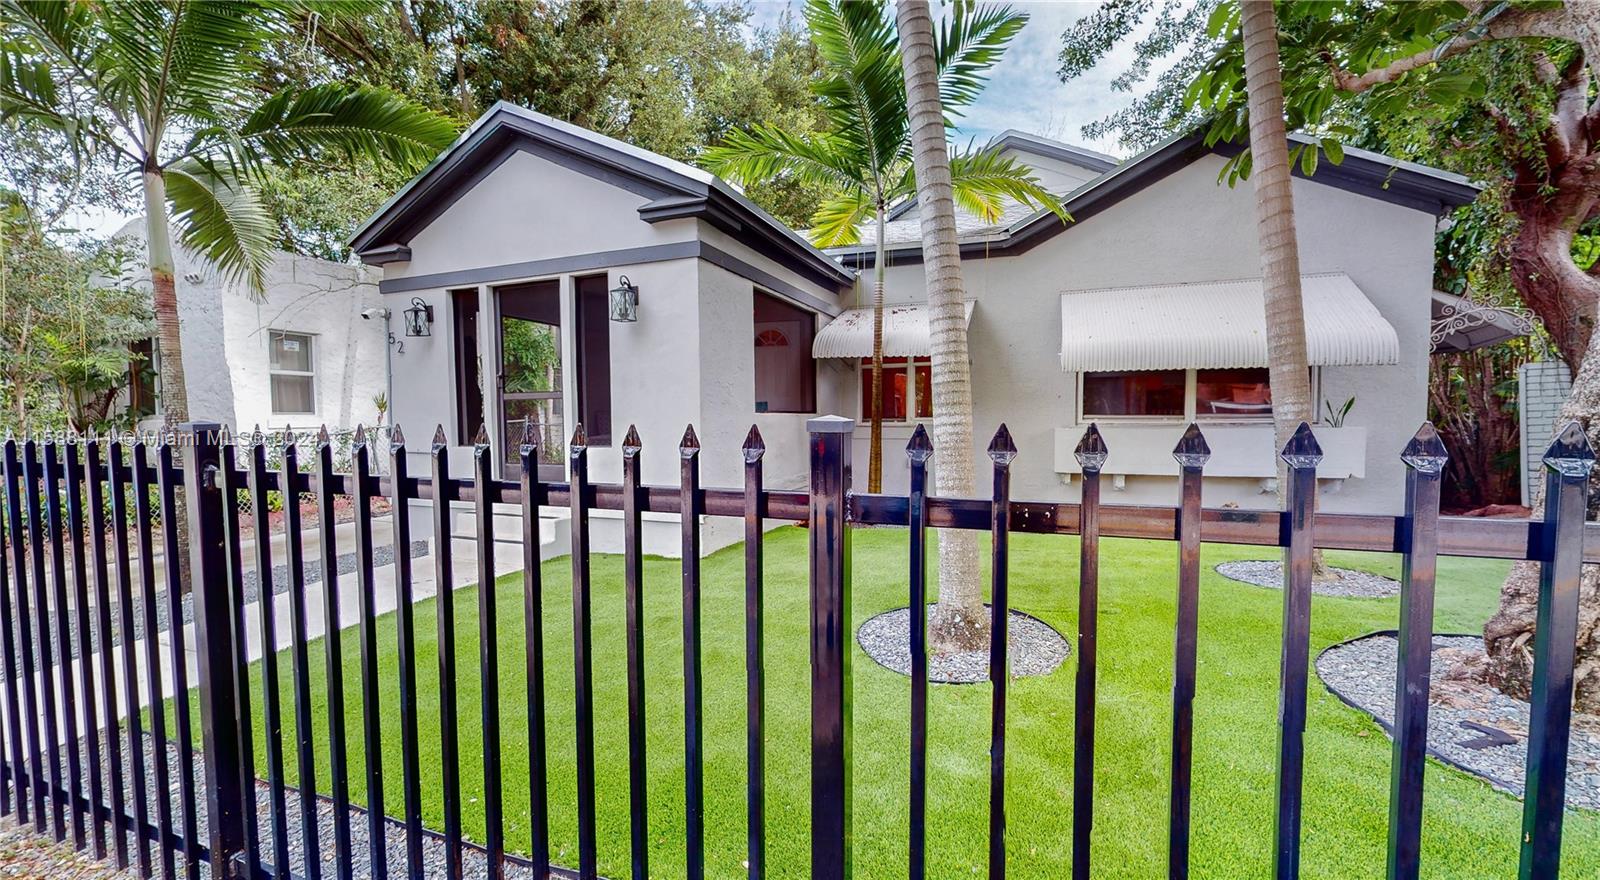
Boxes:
[947,146,1069,224]
[165,160,276,295]
[803,0,907,187]
[807,188,874,247]
[702,125,860,192]
[936,2,1028,112]
[225,82,458,173]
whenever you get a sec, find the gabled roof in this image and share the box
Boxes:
[349,102,854,290]
[883,129,1119,222]
[830,129,1480,268]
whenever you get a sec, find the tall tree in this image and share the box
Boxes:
[1061,0,1600,708]
[2,0,457,421]
[704,0,1063,495]
[1239,0,1315,462]
[893,0,986,647]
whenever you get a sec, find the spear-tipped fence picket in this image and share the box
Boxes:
[0,415,1590,880]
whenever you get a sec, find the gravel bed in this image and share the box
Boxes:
[12,541,430,673]
[857,605,1070,683]
[6,731,564,879]
[0,815,135,878]
[1316,633,1600,810]
[1215,560,1400,598]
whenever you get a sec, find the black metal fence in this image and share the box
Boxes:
[0,414,1591,880]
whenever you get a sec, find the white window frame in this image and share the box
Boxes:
[859,356,932,424]
[1076,368,1320,423]
[268,330,318,416]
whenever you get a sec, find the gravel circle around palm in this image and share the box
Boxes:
[1215,560,1400,598]
[857,605,1070,683]
[1316,632,1600,811]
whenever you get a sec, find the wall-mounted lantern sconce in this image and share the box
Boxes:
[609,275,639,323]
[403,296,434,337]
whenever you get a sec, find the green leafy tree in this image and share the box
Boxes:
[0,194,151,433]
[1061,0,1600,708]
[2,0,458,423]
[704,0,1065,498]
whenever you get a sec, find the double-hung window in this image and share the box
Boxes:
[269,331,317,415]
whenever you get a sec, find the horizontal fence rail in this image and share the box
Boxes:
[0,415,1589,880]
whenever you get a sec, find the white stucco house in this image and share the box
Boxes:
[348,102,1488,552]
[115,220,390,434]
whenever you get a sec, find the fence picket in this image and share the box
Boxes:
[84,438,127,866]
[0,440,29,828]
[430,425,465,880]
[744,425,767,880]
[246,432,292,879]
[1272,423,1323,880]
[312,428,355,880]
[906,425,932,880]
[44,442,87,850]
[389,427,427,878]
[807,416,853,880]
[1071,424,1107,880]
[516,425,551,880]
[567,425,598,880]
[352,429,388,880]
[621,426,648,880]
[680,425,706,880]
[987,425,1016,880]
[106,438,151,877]
[155,440,200,880]
[471,428,505,880]
[25,441,65,842]
[281,439,322,880]
[64,441,105,857]
[1169,423,1211,879]
[1388,423,1446,880]
[132,442,175,880]
[1519,421,1594,880]
[1,439,38,831]
[218,435,261,879]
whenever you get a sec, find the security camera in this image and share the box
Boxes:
[361,307,390,320]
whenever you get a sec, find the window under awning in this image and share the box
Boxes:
[813,301,975,359]
[1058,273,1401,372]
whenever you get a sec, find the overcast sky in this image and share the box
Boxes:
[750,0,1158,159]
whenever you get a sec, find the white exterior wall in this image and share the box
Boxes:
[850,154,1437,514]
[117,221,386,432]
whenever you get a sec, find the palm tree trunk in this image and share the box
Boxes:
[142,169,190,422]
[868,203,886,493]
[142,168,193,589]
[1241,0,1314,455]
[897,0,988,651]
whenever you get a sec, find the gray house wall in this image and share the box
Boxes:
[374,142,846,553]
[851,152,1437,514]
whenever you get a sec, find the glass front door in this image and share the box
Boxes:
[497,281,565,480]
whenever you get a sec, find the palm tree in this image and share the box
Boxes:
[892,0,989,648]
[2,0,457,422]
[703,0,1064,495]
[1239,0,1314,461]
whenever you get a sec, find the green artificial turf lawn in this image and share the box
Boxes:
[206,528,1600,879]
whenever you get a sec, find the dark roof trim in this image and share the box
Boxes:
[835,130,1480,270]
[375,239,841,318]
[359,243,412,266]
[351,103,853,291]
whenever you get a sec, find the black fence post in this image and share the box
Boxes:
[1273,422,1322,880]
[1071,424,1107,880]
[1169,423,1210,880]
[1519,421,1593,880]
[1388,423,1446,880]
[808,415,853,880]
[180,422,248,877]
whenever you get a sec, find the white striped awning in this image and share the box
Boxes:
[1059,273,1400,372]
[813,300,975,358]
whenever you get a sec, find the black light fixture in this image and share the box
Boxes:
[609,274,639,323]
[402,296,433,337]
